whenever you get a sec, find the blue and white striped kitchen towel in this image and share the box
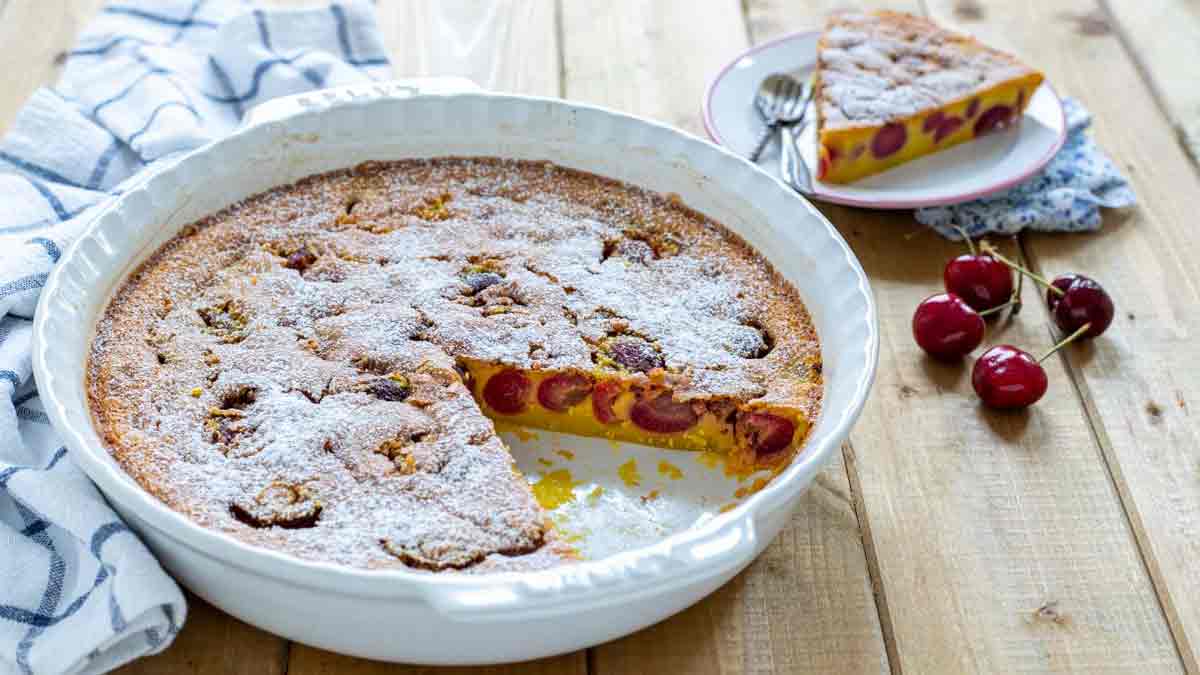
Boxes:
[0,2,389,673]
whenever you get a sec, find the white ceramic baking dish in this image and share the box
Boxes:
[32,78,878,664]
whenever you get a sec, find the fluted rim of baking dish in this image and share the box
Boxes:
[32,81,878,622]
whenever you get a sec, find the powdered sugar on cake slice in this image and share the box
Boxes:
[817,10,1038,130]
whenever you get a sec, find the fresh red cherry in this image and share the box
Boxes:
[482,369,531,415]
[737,411,795,458]
[1046,274,1074,312]
[944,254,1014,312]
[1047,274,1113,338]
[591,379,622,424]
[912,293,985,360]
[972,345,1048,409]
[537,372,593,412]
[630,393,698,433]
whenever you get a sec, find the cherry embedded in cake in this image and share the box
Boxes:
[814,10,1045,184]
[87,158,822,573]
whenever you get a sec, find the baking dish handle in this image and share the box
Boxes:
[238,77,482,129]
[426,515,758,623]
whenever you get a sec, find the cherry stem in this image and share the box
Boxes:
[979,298,1018,317]
[952,225,977,256]
[1039,323,1092,363]
[1010,263,1024,316]
[980,242,1064,297]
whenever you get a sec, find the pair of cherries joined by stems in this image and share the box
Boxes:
[912,233,1114,409]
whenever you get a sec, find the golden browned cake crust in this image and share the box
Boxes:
[87,158,822,572]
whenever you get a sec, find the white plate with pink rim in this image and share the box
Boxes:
[702,30,1068,209]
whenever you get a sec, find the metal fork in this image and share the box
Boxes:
[749,74,808,161]
[780,109,814,194]
[750,73,814,192]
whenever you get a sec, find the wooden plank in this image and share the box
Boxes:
[748,0,1184,671]
[924,0,1200,672]
[592,459,889,674]
[117,594,288,675]
[560,0,749,135]
[375,0,559,97]
[561,2,889,673]
[0,0,104,132]
[285,3,569,672]
[286,650,585,675]
[838,215,1179,673]
[261,0,560,97]
[1102,0,1200,165]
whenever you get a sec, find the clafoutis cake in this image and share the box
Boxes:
[88,159,823,572]
[815,10,1044,183]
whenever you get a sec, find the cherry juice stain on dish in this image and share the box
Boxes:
[559,530,586,544]
[532,470,581,510]
[697,451,723,470]
[734,477,770,499]
[549,515,587,544]
[496,421,539,442]
[618,459,642,487]
[695,449,754,479]
[657,460,684,480]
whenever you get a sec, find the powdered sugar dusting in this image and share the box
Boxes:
[88,158,821,572]
[817,10,1037,129]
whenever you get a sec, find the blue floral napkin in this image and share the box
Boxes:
[916,97,1136,238]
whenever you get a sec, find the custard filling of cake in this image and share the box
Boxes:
[463,360,809,473]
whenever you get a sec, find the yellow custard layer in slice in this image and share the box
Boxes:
[462,360,810,473]
[817,77,1042,184]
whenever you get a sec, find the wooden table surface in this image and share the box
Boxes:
[3,1,1198,673]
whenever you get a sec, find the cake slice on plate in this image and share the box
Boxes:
[814,10,1045,184]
